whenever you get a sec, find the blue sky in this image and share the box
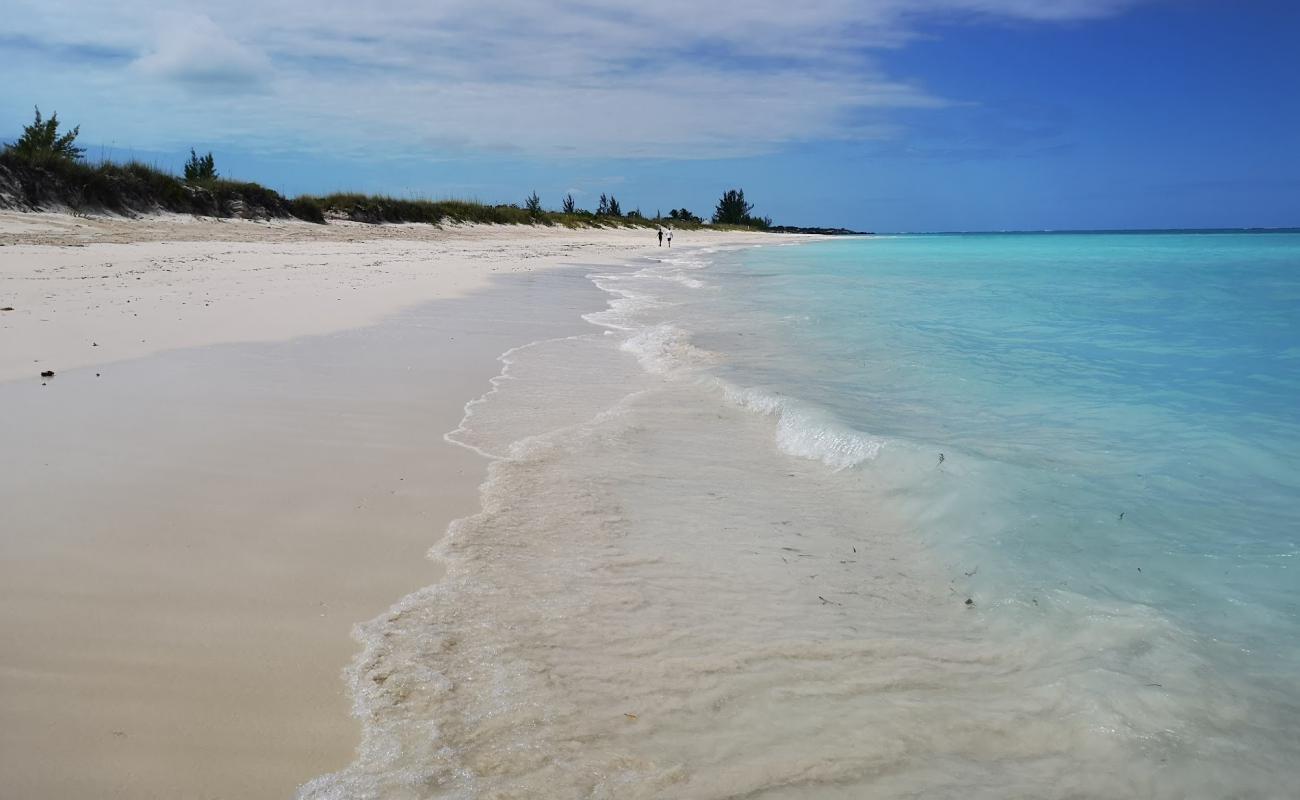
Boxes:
[3,0,1297,230]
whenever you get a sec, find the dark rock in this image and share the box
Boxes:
[40,370,54,377]
[767,226,873,236]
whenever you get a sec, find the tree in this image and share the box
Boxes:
[597,193,609,216]
[184,149,218,183]
[713,188,754,225]
[562,193,577,214]
[607,195,622,217]
[669,208,701,223]
[525,190,542,215]
[7,106,84,164]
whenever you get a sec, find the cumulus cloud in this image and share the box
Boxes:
[3,0,1145,157]
[132,14,270,89]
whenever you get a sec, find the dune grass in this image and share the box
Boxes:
[304,192,726,229]
[1,149,768,231]
[3,108,777,229]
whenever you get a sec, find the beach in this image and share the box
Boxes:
[299,230,1298,798]
[4,216,1298,799]
[4,0,1293,795]
[0,212,785,799]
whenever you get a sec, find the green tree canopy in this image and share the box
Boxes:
[184,149,218,183]
[7,107,84,164]
[713,188,754,225]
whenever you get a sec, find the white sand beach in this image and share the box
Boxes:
[0,212,783,799]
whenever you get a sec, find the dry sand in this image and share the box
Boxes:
[0,211,698,382]
[0,211,787,799]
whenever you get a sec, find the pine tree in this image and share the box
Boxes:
[184,149,218,183]
[8,107,84,164]
[713,189,754,225]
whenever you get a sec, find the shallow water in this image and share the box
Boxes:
[304,232,1300,798]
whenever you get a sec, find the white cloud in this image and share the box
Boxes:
[4,0,1144,158]
[132,14,270,88]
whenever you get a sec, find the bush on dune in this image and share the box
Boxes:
[183,149,218,184]
[6,107,84,166]
[2,107,779,231]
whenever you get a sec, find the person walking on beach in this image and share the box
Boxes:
[658,228,664,246]
[666,227,674,247]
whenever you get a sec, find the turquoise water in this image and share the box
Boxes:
[588,231,1300,792]
[307,232,1300,798]
[711,235,1297,627]
[693,232,1300,732]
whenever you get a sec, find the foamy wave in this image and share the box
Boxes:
[582,275,662,331]
[587,255,883,471]
[657,256,710,271]
[447,331,651,462]
[662,271,705,289]
[721,383,885,470]
[620,323,713,374]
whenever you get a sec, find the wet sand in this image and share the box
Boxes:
[0,212,784,798]
[0,269,602,798]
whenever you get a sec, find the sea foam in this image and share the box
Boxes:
[303,232,1300,798]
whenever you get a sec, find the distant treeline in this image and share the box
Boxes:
[0,108,791,232]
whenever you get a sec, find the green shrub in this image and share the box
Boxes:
[6,107,84,165]
[183,149,217,183]
[713,188,753,225]
[287,196,326,223]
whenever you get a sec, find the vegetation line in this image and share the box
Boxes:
[0,107,781,231]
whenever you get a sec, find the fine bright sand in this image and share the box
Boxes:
[0,211,780,799]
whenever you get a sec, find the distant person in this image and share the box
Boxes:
[658,228,664,246]
[667,228,674,247]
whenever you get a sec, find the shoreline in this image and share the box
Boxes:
[1,212,797,383]
[300,231,1300,798]
[299,235,949,797]
[0,213,796,798]
[0,268,604,798]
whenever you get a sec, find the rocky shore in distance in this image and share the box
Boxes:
[767,225,872,235]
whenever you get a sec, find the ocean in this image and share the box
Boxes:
[304,231,1300,799]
